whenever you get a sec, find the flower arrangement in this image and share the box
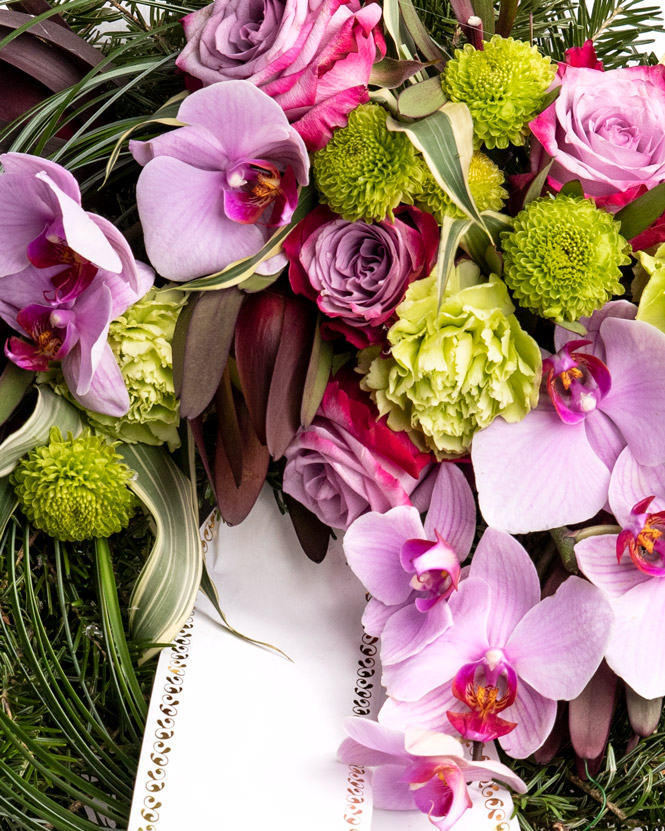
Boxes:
[1,0,665,828]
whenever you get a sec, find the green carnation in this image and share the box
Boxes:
[41,289,185,451]
[635,243,665,333]
[11,428,137,542]
[312,103,423,222]
[361,263,542,456]
[415,150,507,221]
[502,195,630,323]
[442,35,556,149]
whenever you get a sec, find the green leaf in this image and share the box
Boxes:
[461,211,513,274]
[103,114,185,185]
[0,477,16,538]
[117,443,202,663]
[387,104,487,229]
[0,363,34,428]
[300,320,333,429]
[536,84,561,115]
[473,0,495,34]
[370,57,431,88]
[436,215,473,308]
[616,181,665,241]
[0,386,83,478]
[181,185,318,291]
[522,159,555,208]
[381,0,402,53]
[397,0,447,63]
[398,76,447,118]
[559,179,585,198]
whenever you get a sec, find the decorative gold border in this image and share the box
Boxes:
[137,616,194,831]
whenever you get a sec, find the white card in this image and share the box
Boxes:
[129,489,519,831]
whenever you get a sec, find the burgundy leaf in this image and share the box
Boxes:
[235,290,285,445]
[214,365,243,488]
[569,660,617,761]
[175,288,245,419]
[284,493,331,563]
[625,686,663,738]
[265,296,317,458]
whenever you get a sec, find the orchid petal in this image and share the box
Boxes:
[379,685,458,733]
[130,123,228,171]
[361,597,399,638]
[584,409,625,472]
[499,681,557,759]
[371,765,418,811]
[340,717,408,760]
[62,282,114,394]
[506,577,613,700]
[605,579,665,698]
[62,342,129,417]
[1,152,81,201]
[343,506,426,605]
[609,446,665,523]
[136,156,266,281]
[424,463,475,558]
[404,729,464,759]
[382,579,491,701]
[472,408,610,533]
[36,173,122,273]
[411,763,470,830]
[177,81,309,183]
[575,533,650,598]
[0,174,51,276]
[456,758,528,794]
[469,528,541,645]
[380,600,453,666]
[600,317,665,466]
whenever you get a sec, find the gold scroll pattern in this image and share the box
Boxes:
[137,615,194,831]
[343,631,379,827]
[137,513,218,830]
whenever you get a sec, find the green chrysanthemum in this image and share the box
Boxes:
[442,35,556,149]
[502,195,630,323]
[11,428,138,542]
[360,263,542,456]
[312,103,423,222]
[415,150,507,221]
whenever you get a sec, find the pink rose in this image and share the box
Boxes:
[283,371,432,530]
[530,63,665,208]
[175,0,385,151]
[284,205,438,347]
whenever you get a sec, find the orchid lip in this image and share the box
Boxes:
[400,532,461,610]
[544,340,611,424]
[617,496,665,577]
[446,656,518,743]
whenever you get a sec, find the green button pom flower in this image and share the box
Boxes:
[415,150,507,221]
[11,428,138,542]
[502,194,630,323]
[312,103,423,222]
[442,35,556,149]
[361,263,542,456]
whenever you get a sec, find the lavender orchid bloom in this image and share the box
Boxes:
[472,301,665,533]
[0,152,141,300]
[130,81,310,281]
[337,718,526,831]
[0,261,154,416]
[343,463,475,665]
[575,447,665,698]
[379,529,613,758]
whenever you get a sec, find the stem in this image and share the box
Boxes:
[472,741,484,761]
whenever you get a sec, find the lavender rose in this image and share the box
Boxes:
[530,62,665,207]
[283,372,432,530]
[284,206,438,347]
[175,0,385,151]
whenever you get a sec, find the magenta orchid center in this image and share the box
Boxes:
[543,339,611,424]
[224,159,298,227]
[27,222,98,303]
[6,304,74,371]
[616,496,665,577]
[400,532,461,612]
[446,655,518,743]
[401,759,471,826]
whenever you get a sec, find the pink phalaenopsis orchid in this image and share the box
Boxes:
[337,719,526,831]
[472,301,665,533]
[343,463,475,665]
[576,446,665,698]
[130,81,309,282]
[0,153,154,415]
[379,529,613,758]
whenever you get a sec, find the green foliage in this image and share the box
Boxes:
[0,512,153,830]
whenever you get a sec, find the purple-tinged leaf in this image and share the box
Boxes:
[284,493,331,563]
[214,381,269,526]
[569,660,617,760]
[215,365,243,488]
[370,57,432,89]
[265,296,317,458]
[397,0,446,65]
[0,362,33,427]
[496,0,518,36]
[398,77,447,119]
[625,686,663,738]
[174,288,244,419]
[189,414,216,501]
[235,291,285,445]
